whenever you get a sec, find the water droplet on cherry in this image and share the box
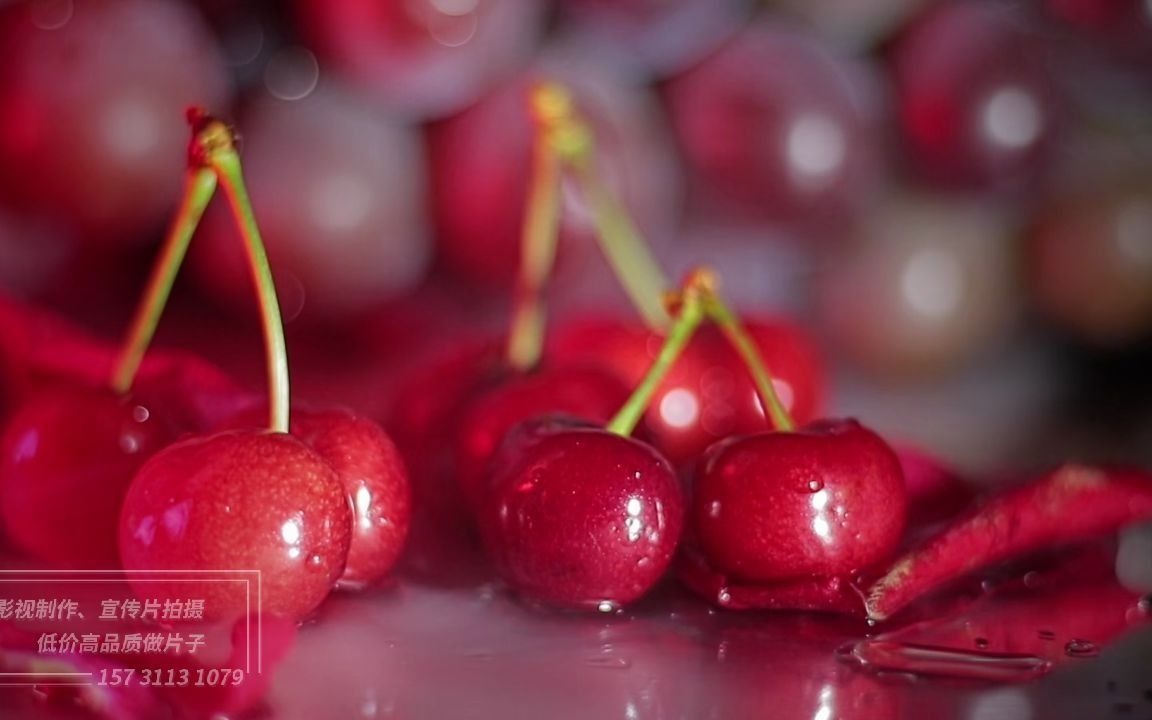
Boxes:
[1064,639,1100,658]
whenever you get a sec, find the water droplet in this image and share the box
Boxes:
[132,405,150,423]
[596,600,618,614]
[806,479,824,492]
[1037,630,1056,641]
[1064,639,1099,658]
[1022,571,1040,589]
[708,501,722,519]
[636,558,651,569]
[716,588,732,606]
[307,554,323,568]
[974,637,989,649]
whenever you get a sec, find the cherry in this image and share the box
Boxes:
[454,363,631,510]
[814,192,1018,379]
[549,316,826,467]
[119,429,351,621]
[889,0,1059,191]
[477,418,683,610]
[0,383,176,567]
[662,21,880,226]
[295,0,546,119]
[0,0,230,242]
[223,404,412,589]
[693,418,907,583]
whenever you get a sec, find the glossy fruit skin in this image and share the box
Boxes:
[693,418,906,583]
[549,317,826,467]
[453,364,630,510]
[289,410,411,589]
[0,384,176,567]
[478,423,684,610]
[119,429,352,621]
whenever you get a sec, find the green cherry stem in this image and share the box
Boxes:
[569,152,671,331]
[704,294,795,432]
[605,269,710,437]
[505,85,566,372]
[110,166,218,395]
[195,117,290,434]
[536,80,669,331]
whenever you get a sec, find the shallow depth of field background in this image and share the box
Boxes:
[0,0,1150,476]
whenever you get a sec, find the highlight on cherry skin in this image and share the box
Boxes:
[118,428,353,622]
[478,416,684,611]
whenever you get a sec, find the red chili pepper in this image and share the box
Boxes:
[865,464,1152,622]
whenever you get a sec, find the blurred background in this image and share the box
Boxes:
[0,0,1150,477]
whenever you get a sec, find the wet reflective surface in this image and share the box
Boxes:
[261,581,1152,720]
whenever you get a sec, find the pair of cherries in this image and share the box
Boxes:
[0,112,411,622]
[414,263,906,613]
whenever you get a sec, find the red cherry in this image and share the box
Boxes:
[550,316,826,467]
[454,364,630,510]
[0,384,176,567]
[662,22,880,225]
[119,429,352,621]
[217,404,411,589]
[693,418,906,583]
[287,409,411,589]
[890,1,1059,190]
[478,420,683,610]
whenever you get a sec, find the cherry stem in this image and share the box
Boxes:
[192,113,290,434]
[110,167,218,395]
[704,295,796,432]
[605,269,710,437]
[536,80,670,331]
[505,85,566,372]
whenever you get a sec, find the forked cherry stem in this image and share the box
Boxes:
[605,269,710,437]
[505,85,566,372]
[191,110,290,434]
[111,165,218,395]
[604,267,797,437]
[537,80,671,332]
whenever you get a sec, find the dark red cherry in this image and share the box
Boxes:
[119,429,352,621]
[289,409,411,589]
[693,418,906,583]
[478,421,683,610]
[550,316,826,467]
[454,364,631,510]
[0,384,176,567]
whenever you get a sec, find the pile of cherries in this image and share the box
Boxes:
[0,113,412,625]
[0,0,1150,713]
